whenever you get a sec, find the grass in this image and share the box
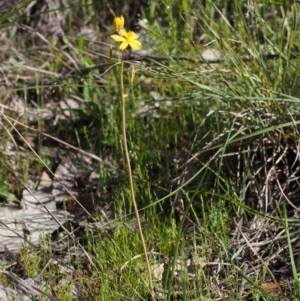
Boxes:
[0,0,300,300]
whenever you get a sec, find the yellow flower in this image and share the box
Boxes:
[113,15,125,33]
[111,30,142,50]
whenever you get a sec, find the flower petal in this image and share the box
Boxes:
[113,15,125,31]
[129,40,142,50]
[119,41,129,50]
[110,34,125,42]
[119,29,127,37]
[127,31,139,40]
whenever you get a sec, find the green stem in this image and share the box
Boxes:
[119,51,155,301]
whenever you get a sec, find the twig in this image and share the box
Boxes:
[0,270,58,301]
[233,218,282,292]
